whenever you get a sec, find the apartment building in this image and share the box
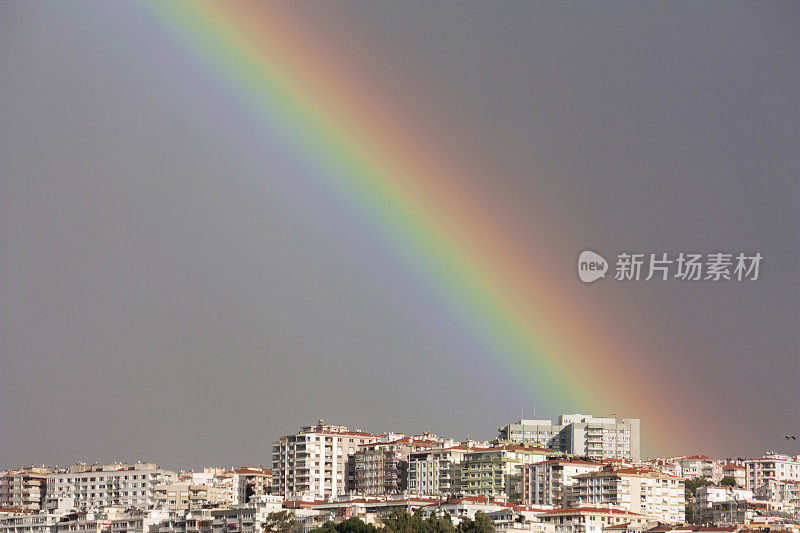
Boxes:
[536,507,649,533]
[519,459,604,507]
[643,459,681,478]
[744,454,800,491]
[571,467,685,523]
[0,468,50,511]
[720,463,746,487]
[408,445,474,496]
[690,485,754,523]
[234,467,272,502]
[44,463,177,511]
[499,419,567,451]
[498,414,640,461]
[353,436,441,496]
[0,473,8,508]
[0,510,64,533]
[461,445,555,499]
[754,479,800,514]
[271,420,377,499]
[675,455,720,482]
[152,483,227,510]
[54,508,172,533]
[181,468,244,505]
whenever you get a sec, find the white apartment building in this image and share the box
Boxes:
[0,472,8,508]
[420,495,511,524]
[744,454,800,491]
[234,467,272,502]
[536,507,649,533]
[408,445,474,496]
[674,455,720,481]
[0,511,64,533]
[754,479,800,514]
[571,467,685,523]
[690,485,754,523]
[0,468,50,511]
[519,459,604,507]
[54,508,171,533]
[498,414,640,461]
[152,482,227,510]
[45,463,177,511]
[272,420,377,499]
[720,463,746,487]
[0,508,171,533]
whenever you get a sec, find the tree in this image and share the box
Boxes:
[427,513,456,533]
[684,477,711,498]
[382,509,418,533]
[264,511,298,533]
[309,523,337,533]
[719,476,736,487]
[339,518,378,533]
[458,512,493,533]
[310,518,378,533]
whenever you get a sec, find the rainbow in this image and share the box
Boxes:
[138,1,682,454]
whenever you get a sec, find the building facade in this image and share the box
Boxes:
[519,459,604,507]
[744,454,800,491]
[461,445,554,499]
[498,414,640,461]
[44,463,176,511]
[571,467,685,523]
[271,420,377,499]
[408,446,473,496]
[536,507,649,533]
[353,436,441,496]
[152,483,227,510]
[675,455,721,482]
[720,463,746,487]
[0,468,50,511]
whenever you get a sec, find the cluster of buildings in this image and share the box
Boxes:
[1,415,798,533]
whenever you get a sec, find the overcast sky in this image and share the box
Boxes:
[1,1,798,470]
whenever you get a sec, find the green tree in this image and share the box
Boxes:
[719,476,736,487]
[310,517,378,533]
[684,477,711,498]
[309,523,337,533]
[426,513,456,533]
[264,511,298,533]
[382,509,418,533]
[458,512,493,533]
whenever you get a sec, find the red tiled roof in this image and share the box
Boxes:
[538,507,646,517]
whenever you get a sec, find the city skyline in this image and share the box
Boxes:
[1,1,798,469]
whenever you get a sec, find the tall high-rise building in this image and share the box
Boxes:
[498,413,640,461]
[271,420,377,499]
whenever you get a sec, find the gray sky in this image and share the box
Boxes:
[1,1,798,469]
